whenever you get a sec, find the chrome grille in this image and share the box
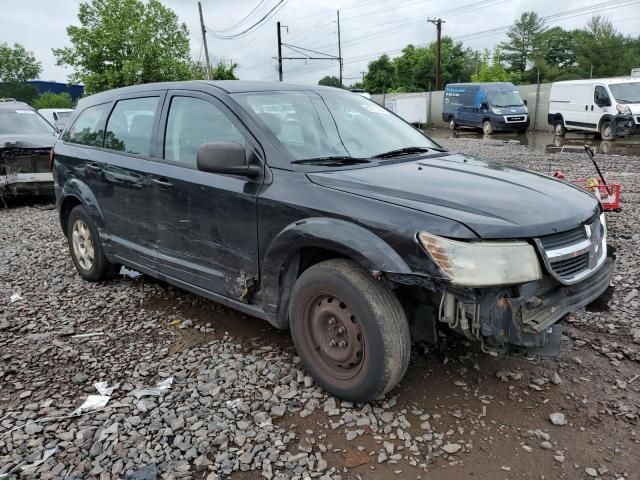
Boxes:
[535,215,607,285]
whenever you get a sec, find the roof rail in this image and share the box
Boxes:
[0,98,17,103]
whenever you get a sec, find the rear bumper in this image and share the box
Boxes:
[0,172,54,197]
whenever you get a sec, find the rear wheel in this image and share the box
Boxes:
[600,120,614,141]
[554,121,566,136]
[482,120,493,135]
[67,205,118,282]
[289,259,411,402]
[448,117,457,130]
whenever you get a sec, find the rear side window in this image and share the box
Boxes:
[65,104,109,146]
[164,96,246,167]
[105,97,159,155]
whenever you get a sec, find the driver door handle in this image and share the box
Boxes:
[152,178,173,188]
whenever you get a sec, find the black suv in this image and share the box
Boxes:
[53,81,614,401]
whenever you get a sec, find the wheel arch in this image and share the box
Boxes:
[59,178,106,236]
[260,218,411,329]
[598,114,614,130]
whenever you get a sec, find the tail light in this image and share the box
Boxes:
[49,148,54,170]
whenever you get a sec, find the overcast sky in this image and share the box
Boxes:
[2,0,639,86]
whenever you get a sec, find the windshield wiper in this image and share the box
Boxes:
[374,146,443,158]
[292,156,371,166]
[615,99,638,104]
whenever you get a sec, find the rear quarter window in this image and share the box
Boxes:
[64,103,110,146]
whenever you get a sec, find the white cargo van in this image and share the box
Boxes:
[548,78,640,140]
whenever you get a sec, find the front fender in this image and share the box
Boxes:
[260,217,411,326]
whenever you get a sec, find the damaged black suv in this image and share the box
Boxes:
[53,81,615,402]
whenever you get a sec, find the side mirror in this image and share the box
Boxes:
[523,99,528,106]
[197,141,261,177]
[480,102,488,110]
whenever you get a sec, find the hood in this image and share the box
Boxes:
[307,153,600,239]
[626,103,640,115]
[494,105,528,114]
[0,134,56,150]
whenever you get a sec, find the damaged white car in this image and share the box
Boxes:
[0,98,57,202]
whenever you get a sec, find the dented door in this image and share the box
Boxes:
[153,91,260,300]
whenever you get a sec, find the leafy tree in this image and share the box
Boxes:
[318,75,342,88]
[0,82,39,104]
[190,60,239,80]
[364,54,396,94]
[0,43,42,82]
[53,0,193,94]
[471,49,521,83]
[33,92,73,109]
[499,12,546,72]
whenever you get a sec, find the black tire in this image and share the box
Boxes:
[554,121,566,136]
[482,120,493,135]
[289,259,411,402]
[67,205,118,282]
[600,120,614,141]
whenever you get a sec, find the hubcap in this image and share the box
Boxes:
[72,219,94,271]
[483,122,491,134]
[304,294,364,380]
[449,120,455,130]
[603,125,612,138]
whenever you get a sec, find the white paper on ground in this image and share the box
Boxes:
[70,395,110,416]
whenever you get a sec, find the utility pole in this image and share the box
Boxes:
[428,18,444,90]
[277,21,283,81]
[198,1,211,80]
[361,71,366,83]
[337,10,343,87]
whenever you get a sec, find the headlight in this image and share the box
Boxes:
[492,107,502,114]
[418,232,542,287]
[616,104,631,115]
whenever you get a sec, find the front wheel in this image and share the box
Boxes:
[448,118,457,130]
[289,259,411,402]
[554,121,566,136]
[600,121,614,141]
[67,205,119,282]
[482,120,493,135]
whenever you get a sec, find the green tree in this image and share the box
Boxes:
[499,12,546,73]
[318,75,342,88]
[53,0,193,94]
[573,16,639,78]
[190,60,239,80]
[471,49,521,83]
[364,54,396,94]
[0,42,42,82]
[32,92,73,109]
[0,83,39,104]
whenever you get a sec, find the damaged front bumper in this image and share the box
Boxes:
[395,247,615,358]
[0,172,54,197]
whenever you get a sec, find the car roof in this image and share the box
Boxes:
[77,81,347,107]
[553,77,640,86]
[0,98,32,110]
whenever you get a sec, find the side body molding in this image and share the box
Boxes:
[260,217,412,328]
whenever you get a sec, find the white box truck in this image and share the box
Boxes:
[548,78,640,140]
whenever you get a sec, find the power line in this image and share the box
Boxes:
[208,0,271,34]
[206,0,290,40]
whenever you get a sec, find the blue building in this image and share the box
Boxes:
[26,80,84,102]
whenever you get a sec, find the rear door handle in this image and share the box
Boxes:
[152,178,173,188]
[86,163,102,172]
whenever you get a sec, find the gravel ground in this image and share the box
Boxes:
[1,137,638,480]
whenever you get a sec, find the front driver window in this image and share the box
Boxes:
[594,86,610,105]
[164,96,246,167]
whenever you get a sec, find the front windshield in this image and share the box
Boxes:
[0,109,57,135]
[487,92,524,107]
[609,82,640,103]
[235,90,438,161]
[56,111,72,119]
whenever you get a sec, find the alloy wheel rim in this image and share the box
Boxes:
[304,293,365,380]
[72,219,94,271]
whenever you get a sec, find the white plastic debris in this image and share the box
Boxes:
[132,377,173,399]
[70,395,110,416]
[10,293,22,303]
[94,381,119,396]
